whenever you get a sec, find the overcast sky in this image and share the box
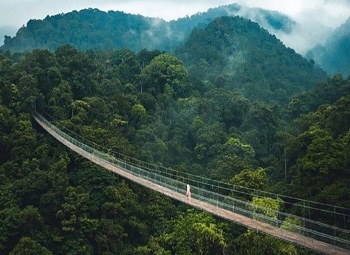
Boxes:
[1,0,350,53]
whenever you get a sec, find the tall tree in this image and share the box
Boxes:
[140,54,189,99]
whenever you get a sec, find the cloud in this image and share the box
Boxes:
[273,0,350,53]
[276,20,333,54]
[236,0,350,25]
[103,0,235,20]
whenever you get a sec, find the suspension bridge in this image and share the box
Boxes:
[33,111,350,255]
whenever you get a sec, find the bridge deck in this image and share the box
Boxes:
[33,114,350,255]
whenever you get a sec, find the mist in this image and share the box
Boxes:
[235,0,350,54]
[1,0,350,53]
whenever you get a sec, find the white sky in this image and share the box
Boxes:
[1,0,350,53]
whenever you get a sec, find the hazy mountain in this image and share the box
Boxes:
[0,26,17,46]
[176,16,327,103]
[0,4,295,53]
[169,3,295,40]
[306,16,350,76]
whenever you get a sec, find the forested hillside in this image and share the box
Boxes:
[307,17,350,76]
[0,4,294,53]
[0,13,349,255]
[176,16,326,103]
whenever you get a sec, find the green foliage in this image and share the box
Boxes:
[235,229,299,255]
[0,207,20,252]
[55,45,97,99]
[9,113,37,159]
[0,34,346,255]
[298,127,345,175]
[287,73,350,118]
[0,5,295,53]
[48,80,73,119]
[281,216,303,233]
[208,155,250,182]
[17,206,45,236]
[289,94,350,201]
[176,16,326,103]
[0,105,16,163]
[229,168,268,191]
[140,53,189,99]
[9,237,52,255]
[224,137,255,160]
[235,197,302,255]
[251,196,283,220]
[147,210,226,255]
[56,186,93,232]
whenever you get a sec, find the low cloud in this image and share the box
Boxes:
[236,0,350,54]
[276,22,333,55]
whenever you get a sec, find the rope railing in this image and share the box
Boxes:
[37,111,350,213]
[33,110,350,251]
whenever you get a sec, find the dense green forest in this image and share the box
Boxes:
[0,5,294,53]
[176,16,326,103]
[0,15,350,255]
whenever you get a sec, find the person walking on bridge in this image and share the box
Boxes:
[186,184,191,200]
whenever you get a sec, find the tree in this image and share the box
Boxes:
[134,121,168,163]
[130,103,148,127]
[56,186,95,233]
[17,206,44,237]
[55,186,97,254]
[224,137,255,161]
[200,88,251,129]
[140,54,189,99]
[229,167,268,191]
[9,237,52,255]
[208,155,250,182]
[250,196,283,222]
[17,49,59,98]
[193,122,226,162]
[48,80,73,119]
[0,105,16,163]
[0,207,20,253]
[55,45,97,99]
[154,210,226,255]
[102,182,147,245]
[235,229,299,255]
[14,74,40,113]
[111,49,141,85]
[69,162,119,215]
[241,103,280,166]
[9,113,37,160]
[298,127,346,176]
[235,197,299,255]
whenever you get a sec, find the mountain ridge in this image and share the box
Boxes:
[306,16,350,76]
[176,16,326,103]
[0,4,295,53]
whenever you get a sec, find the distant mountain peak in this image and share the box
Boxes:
[0,4,295,53]
[176,16,326,102]
[306,15,350,76]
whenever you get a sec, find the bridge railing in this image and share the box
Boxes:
[33,111,350,251]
